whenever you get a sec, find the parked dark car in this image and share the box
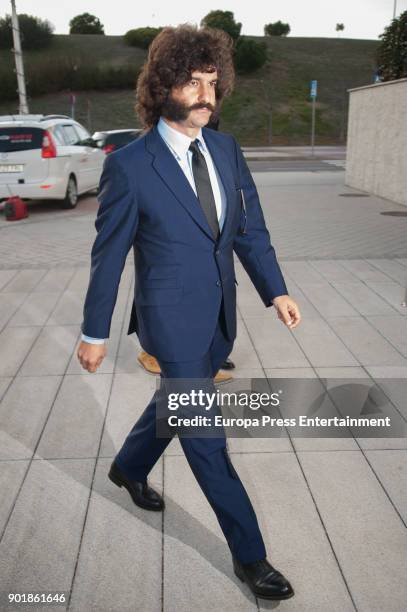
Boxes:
[91,129,142,154]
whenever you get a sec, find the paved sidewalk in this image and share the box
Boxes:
[0,165,406,611]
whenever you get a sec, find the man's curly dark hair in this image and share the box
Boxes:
[135,24,235,128]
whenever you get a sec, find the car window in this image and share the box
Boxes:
[106,132,140,147]
[62,124,80,145]
[0,127,44,152]
[51,125,67,145]
[74,124,91,142]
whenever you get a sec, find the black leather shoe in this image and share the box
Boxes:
[221,358,235,370]
[108,460,165,511]
[233,557,294,600]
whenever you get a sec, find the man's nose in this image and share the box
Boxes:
[198,83,213,101]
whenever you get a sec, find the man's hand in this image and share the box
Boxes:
[272,295,301,329]
[77,341,107,373]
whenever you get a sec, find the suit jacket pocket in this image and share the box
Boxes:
[142,264,181,289]
[136,286,183,306]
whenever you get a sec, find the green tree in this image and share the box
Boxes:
[69,13,105,35]
[124,27,162,49]
[234,38,267,74]
[264,21,290,37]
[200,10,242,40]
[377,10,407,81]
[0,14,54,49]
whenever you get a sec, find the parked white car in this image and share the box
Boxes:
[0,114,106,208]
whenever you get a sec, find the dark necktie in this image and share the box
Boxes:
[189,139,220,240]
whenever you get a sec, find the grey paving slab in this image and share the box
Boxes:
[0,460,29,535]
[327,317,407,366]
[100,373,157,458]
[298,450,407,612]
[37,374,112,459]
[364,281,407,315]
[225,367,266,379]
[0,377,12,400]
[309,260,361,282]
[0,292,27,329]
[0,458,94,611]
[32,267,75,293]
[366,365,407,378]
[366,315,407,358]
[0,269,18,291]
[339,259,395,283]
[230,319,263,370]
[164,454,258,611]
[0,326,40,377]
[65,267,94,293]
[367,374,407,421]
[280,260,325,283]
[331,281,397,316]
[19,325,79,377]
[366,258,407,285]
[293,318,359,367]
[8,292,61,326]
[292,437,359,452]
[0,375,61,460]
[298,283,359,317]
[357,437,407,450]
[364,449,407,523]
[232,453,356,611]
[69,457,162,612]
[45,290,93,326]
[0,268,48,292]
[315,366,368,378]
[244,317,309,368]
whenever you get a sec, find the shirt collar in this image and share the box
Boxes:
[157,117,207,159]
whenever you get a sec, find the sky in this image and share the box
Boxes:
[2,0,407,39]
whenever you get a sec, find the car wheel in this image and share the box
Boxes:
[61,176,78,209]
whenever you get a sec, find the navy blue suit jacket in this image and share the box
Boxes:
[81,125,288,361]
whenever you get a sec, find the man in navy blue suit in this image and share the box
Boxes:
[78,25,300,601]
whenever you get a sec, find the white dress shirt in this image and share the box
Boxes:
[82,116,227,344]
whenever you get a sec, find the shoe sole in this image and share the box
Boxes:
[108,468,164,512]
[234,569,294,600]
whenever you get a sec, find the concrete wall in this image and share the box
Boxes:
[345,77,407,207]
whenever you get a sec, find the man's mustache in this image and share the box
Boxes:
[188,103,216,112]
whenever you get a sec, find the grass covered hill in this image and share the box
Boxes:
[0,33,379,145]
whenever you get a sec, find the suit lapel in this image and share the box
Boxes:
[146,126,215,241]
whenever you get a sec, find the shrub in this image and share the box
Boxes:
[69,13,105,35]
[234,38,267,73]
[264,21,290,37]
[0,14,54,50]
[200,10,241,41]
[124,27,162,49]
[377,10,407,81]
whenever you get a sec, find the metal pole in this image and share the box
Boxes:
[393,0,397,19]
[10,0,29,114]
[311,97,316,158]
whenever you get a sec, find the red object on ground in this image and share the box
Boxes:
[4,197,28,221]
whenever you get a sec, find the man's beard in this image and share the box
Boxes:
[161,95,217,123]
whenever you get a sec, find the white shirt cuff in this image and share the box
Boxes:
[82,334,106,344]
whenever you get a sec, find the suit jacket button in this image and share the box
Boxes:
[215,250,220,256]
[216,281,221,286]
